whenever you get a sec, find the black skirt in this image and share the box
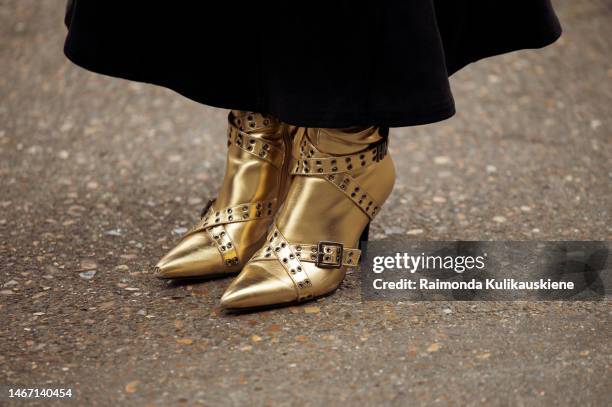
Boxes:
[64,1,561,128]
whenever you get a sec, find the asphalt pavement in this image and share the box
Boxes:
[0,0,610,405]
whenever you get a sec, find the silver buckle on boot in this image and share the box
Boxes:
[200,199,215,219]
[316,241,344,269]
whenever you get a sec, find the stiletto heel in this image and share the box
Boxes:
[358,223,370,250]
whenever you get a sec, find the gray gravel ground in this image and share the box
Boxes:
[1,0,611,406]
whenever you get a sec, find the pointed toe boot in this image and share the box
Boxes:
[220,125,395,309]
[156,111,292,279]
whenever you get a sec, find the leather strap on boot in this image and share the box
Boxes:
[250,224,363,301]
[226,113,285,168]
[291,129,388,220]
[192,198,277,266]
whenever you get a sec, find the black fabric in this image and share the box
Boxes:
[64,1,561,128]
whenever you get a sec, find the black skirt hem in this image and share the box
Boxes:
[65,43,457,128]
[266,102,458,129]
[64,21,561,129]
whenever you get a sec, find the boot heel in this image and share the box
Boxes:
[358,222,370,250]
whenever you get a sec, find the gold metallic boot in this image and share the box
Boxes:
[220,125,395,309]
[155,111,292,279]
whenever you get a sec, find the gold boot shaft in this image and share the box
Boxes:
[280,126,395,247]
